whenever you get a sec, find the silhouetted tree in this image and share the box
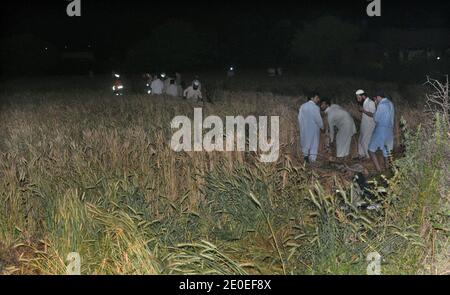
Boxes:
[291,16,361,71]
[265,19,295,66]
[124,20,212,72]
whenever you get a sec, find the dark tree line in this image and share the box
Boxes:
[1,16,448,80]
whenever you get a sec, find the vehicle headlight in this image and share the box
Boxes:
[118,85,124,89]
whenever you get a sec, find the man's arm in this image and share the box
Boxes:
[313,107,324,130]
[362,110,375,117]
[360,100,376,117]
[373,103,384,124]
[328,116,335,143]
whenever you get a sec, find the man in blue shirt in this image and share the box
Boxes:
[369,90,395,172]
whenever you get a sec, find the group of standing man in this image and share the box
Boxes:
[298,89,395,172]
[146,72,203,102]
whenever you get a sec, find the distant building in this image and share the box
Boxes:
[379,29,450,63]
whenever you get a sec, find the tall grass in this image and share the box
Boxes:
[0,76,447,274]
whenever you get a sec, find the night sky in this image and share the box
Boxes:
[2,0,448,50]
[0,0,448,76]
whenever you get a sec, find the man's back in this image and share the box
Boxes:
[184,86,202,100]
[151,79,164,94]
[375,98,395,128]
[298,100,323,162]
[327,104,355,129]
[298,101,323,128]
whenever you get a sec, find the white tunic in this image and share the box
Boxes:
[150,79,164,95]
[325,104,356,158]
[298,100,324,162]
[358,98,376,158]
[166,84,180,97]
[183,86,203,102]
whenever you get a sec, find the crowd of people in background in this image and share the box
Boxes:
[144,72,203,102]
[298,90,395,173]
[112,71,203,101]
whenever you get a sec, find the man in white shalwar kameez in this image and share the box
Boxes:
[183,80,203,102]
[355,90,376,159]
[298,93,324,163]
[193,75,202,91]
[165,79,180,97]
[150,74,165,95]
[320,98,356,159]
[161,72,173,93]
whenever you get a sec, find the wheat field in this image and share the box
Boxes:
[0,74,448,275]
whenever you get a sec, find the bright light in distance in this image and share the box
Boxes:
[117,85,124,89]
[437,57,441,60]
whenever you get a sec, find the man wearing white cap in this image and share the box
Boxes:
[355,90,376,159]
[183,80,203,102]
